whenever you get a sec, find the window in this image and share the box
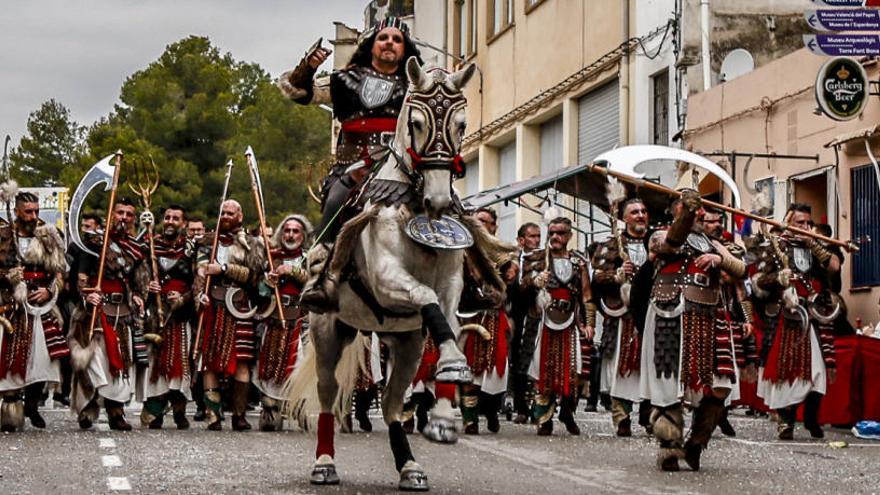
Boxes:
[525,0,546,14]
[454,0,477,59]
[852,164,880,287]
[652,69,669,145]
[488,0,514,41]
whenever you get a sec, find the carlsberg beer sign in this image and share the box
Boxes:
[815,57,869,121]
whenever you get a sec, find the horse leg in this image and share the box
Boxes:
[310,315,356,486]
[383,332,430,492]
[363,218,471,384]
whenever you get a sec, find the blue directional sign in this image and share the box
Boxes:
[806,9,880,31]
[811,0,880,7]
[804,34,880,56]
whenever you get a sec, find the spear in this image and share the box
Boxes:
[192,159,235,362]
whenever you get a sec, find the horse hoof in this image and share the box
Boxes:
[422,417,458,444]
[399,461,429,492]
[310,456,340,485]
[434,364,473,384]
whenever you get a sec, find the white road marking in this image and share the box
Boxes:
[102,455,123,468]
[99,438,116,449]
[459,437,686,494]
[107,477,131,491]
[721,437,880,448]
[96,423,110,432]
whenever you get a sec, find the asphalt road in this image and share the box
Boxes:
[0,404,877,494]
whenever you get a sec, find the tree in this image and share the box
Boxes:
[77,35,331,225]
[10,99,85,186]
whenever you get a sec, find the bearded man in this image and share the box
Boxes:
[278,16,423,312]
[194,200,264,431]
[253,214,312,431]
[0,191,68,432]
[139,205,195,430]
[70,197,149,431]
[590,198,651,437]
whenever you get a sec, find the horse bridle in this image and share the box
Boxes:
[403,82,467,180]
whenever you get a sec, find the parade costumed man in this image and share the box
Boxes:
[139,205,195,430]
[702,208,758,437]
[458,208,514,435]
[527,217,595,436]
[753,203,838,440]
[194,200,264,431]
[253,214,312,431]
[70,197,149,431]
[0,191,68,432]
[277,16,422,312]
[590,198,651,437]
[640,189,746,471]
[509,222,542,424]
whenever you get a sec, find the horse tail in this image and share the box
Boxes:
[281,329,371,431]
[282,337,320,430]
[330,332,371,420]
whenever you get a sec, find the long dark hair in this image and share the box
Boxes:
[347,29,424,76]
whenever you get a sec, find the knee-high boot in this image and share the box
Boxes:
[651,404,684,471]
[231,380,252,431]
[803,391,824,439]
[204,388,223,431]
[105,399,132,431]
[24,383,46,429]
[683,396,727,471]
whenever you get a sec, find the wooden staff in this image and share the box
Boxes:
[87,151,123,342]
[586,163,859,252]
[129,157,165,331]
[244,150,286,327]
[192,159,235,362]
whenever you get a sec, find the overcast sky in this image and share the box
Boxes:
[0,0,368,150]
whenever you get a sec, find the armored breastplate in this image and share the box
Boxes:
[215,243,231,265]
[624,237,648,268]
[333,66,406,122]
[652,235,720,306]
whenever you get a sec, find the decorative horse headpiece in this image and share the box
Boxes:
[397,59,476,211]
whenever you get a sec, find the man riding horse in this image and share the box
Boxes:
[279,17,472,385]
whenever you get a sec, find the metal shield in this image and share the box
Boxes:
[552,257,574,284]
[405,215,474,250]
[792,247,812,273]
[626,242,648,267]
[158,256,178,272]
[686,233,713,254]
[359,76,395,109]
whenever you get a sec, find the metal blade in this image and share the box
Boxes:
[69,153,116,257]
[593,145,743,208]
[244,146,266,215]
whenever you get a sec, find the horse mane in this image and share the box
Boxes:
[460,214,518,294]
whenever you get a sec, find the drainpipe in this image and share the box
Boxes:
[620,0,631,146]
[700,0,712,91]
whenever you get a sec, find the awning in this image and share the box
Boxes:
[824,124,880,148]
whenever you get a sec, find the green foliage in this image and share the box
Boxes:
[15,35,330,227]
[9,99,86,187]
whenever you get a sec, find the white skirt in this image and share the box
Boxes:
[0,316,61,391]
[757,327,826,410]
[599,317,641,403]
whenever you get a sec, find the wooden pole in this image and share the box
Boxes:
[586,163,859,252]
[87,151,123,342]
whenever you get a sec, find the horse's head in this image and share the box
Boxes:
[397,57,476,218]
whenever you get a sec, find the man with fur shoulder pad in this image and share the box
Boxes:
[0,189,68,432]
[70,197,149,431]
[193,199,264,431]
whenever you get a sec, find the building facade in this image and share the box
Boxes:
[684,48,880,329]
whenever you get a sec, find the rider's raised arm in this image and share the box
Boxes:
[277,54,331,106]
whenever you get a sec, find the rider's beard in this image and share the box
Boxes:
[629,223,647,236]
[114,220,129,234]
[218,217,239,233]
[18,218,37,236]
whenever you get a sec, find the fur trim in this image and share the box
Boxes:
[0,180,18,204]
[277,70,309,100]
[329,205,381,275]
[12,281,27,305]
[0,400,25,429]
[21,223,68,274]
[460,214,517,294]
[69,334,97,372]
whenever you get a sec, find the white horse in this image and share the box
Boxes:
[287,58,493,491]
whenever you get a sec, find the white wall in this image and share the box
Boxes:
[632,0,678,147]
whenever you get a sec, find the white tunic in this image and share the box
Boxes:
[756,326,826,410]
